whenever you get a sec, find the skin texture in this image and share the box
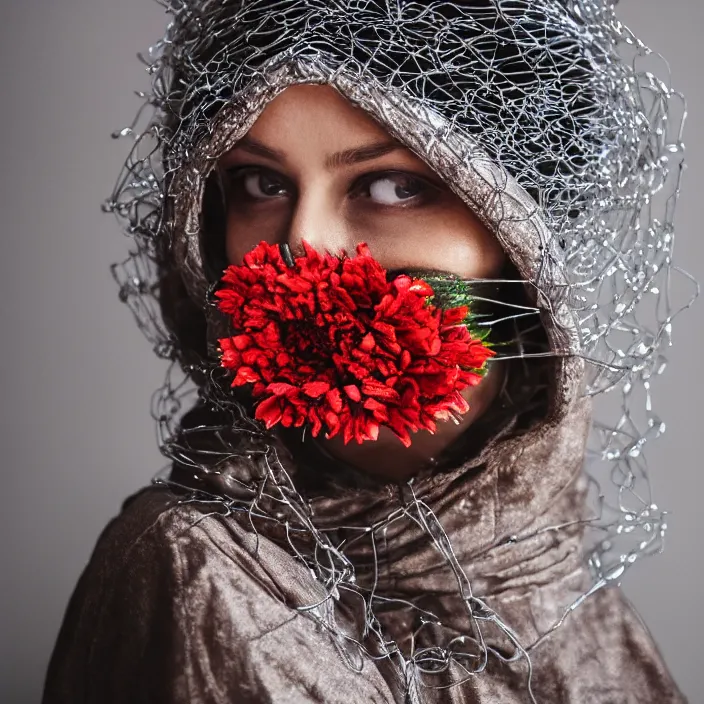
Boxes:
[221,84,506,479]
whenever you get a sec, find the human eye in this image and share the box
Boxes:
[351,171,437,207]
[225,166,293,202]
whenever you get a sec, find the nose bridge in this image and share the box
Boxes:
[285,180,348,255]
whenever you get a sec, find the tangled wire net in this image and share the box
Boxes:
[105,0,696,698]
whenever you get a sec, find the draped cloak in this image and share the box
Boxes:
[43,1,687,701]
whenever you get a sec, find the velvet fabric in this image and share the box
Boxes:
[43,361,685,701]
[42,3,686,698]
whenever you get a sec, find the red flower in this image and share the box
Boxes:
[215,241,495,447]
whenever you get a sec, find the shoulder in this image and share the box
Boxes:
[83,483,290,605]
[57,482,346,644]
[538,585,687,703]
[45,484,394,704]
[44,485,297,701]
[48,481,295,663]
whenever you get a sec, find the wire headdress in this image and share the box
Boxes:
[106,0,695,698]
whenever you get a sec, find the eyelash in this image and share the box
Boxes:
[223,166,439,207]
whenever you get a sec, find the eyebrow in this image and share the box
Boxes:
[325,141,404,169]
[233,135,405,170]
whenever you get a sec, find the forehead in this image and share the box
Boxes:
[243,84,393,146]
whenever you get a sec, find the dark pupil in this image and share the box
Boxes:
[394,178,419,199]
[260,173,284,196]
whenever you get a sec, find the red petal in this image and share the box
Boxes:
[326,388,343,413]
[342,420,355,445]
[232,334,252,350]
[355,243,371,258]
[442,306,468,326]
[308,408,323,437]
[276,352,291,367]
[242,349,267,366]
[266,382,298,396]
[365,422,379,442]
[408,279,434,297]
[347,363,370,380]
[276,273,312,293]
[392,275,412,293]
[344,385,362,402]
[220,350,242,370]
[361,378,400,401]
[234,366,259,385]
[360,332,375,352]
[363,398,389,422]
[255,396,283,428]
[395,429,412,447]
[303,381,330,398]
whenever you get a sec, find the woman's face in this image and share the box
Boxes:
[221,84,505,279]
[219,84,507,478]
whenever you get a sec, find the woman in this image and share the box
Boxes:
[43,1,688,702]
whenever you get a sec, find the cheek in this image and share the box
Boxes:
[431,205,506,279]
[224,210,281,265]
[225,222,250,265]
[366,207,506,280]
[450,230,506,279]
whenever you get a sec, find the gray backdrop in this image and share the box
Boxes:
[1,1,701,702]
